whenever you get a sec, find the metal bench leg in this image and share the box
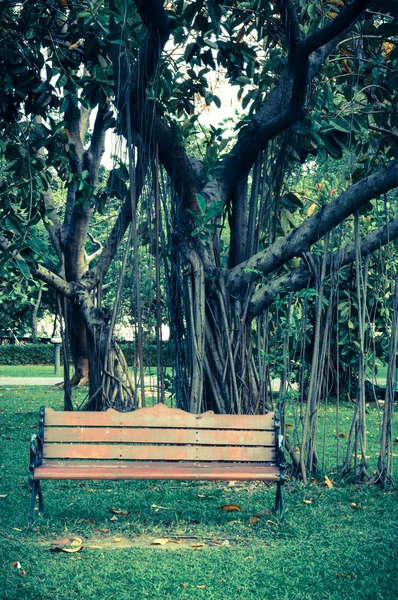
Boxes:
[29,480,37,526]
[37,481,44,516]
[29,480,44,526]
[275,480,284,514]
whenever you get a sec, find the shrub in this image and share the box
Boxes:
[0,344,64,365]
[0,341,175,366]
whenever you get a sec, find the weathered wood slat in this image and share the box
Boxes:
[44,405,275,430]
[43,444,275,462]
[34,462,280,481]
[44,427,274,446]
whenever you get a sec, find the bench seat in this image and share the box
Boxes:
[34,461,280,481]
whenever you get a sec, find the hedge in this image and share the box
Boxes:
[0,342,175,366]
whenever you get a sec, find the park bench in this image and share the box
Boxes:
[28,403,285,525]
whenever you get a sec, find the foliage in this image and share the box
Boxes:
[0,343,66,365]
[0,341,175,367]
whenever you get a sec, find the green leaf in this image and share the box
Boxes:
[207,0,222,35]
[236,75,251,85]
[15,259,31,280]
[196,193,207,213]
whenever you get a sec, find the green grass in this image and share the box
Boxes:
[0,387,397,600]
[0,365,170,379]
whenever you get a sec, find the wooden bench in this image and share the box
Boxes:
[28,403,285,524]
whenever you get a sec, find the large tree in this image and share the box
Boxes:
[0,0,398,440]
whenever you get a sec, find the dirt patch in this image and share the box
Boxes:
[39,534,236,550]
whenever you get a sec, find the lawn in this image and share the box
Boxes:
[0,365,168,380]
[0,386,397,600]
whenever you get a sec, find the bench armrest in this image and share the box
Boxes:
[29,406,45,481]
[29,434,43,471]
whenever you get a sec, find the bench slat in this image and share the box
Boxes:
[44,405,275,431]
[34,462,280,481]
[43,444,275,462]
[44,427,274,447]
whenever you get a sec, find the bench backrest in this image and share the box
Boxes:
[42,403,276,464]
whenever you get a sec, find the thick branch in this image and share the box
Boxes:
[228,159,398,294]
[276,0,302,60]
[0,235,73,298]
[214,1,369,207]
[250,216,398,317]
[302,0,370,55]
[85,104,113,188]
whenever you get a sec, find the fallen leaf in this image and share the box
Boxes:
[197,585,206,588]
[50,545,83,553]
[350,502,360,510]
[70,538,83,547]
[0,494,8,498]
[191,542,205,548]
[50,538,71,547]
[324,476,333,489]
[338,433,348,438]
[218,504,242,512]
[221,540,230,546]
[303,499,313,505]
[109,507,128,515]
[244,555,253,561]
[228,481,237,486]
[109,515,118,521]
[181,583,188,588]
[11,562,21,568]
[227,520,238,525]
[113,538,122,543]
[13,528,22,532]
[168,538,182,544]
[285,423,293,428]
[151,504,170,510]
[151,538,169,546]
[336,573,357,579]
[249,516,260,524]
[78,518,95,523]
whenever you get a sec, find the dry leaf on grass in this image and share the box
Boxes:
[50,538,71,547]
[109,515,118,521]
[191,542,205,548]
[218,504,242,512]
[50,537,83,553]
[181,584,188,588]
[0,494,8,498]
[113,538,122,543]
[350,502,362,510]
[324,476,333,489]
[168,538,182,544]
[285,424,293,428]
[109,507,128,515]
[197,585,206,588]
[151,504,170,511]
[302,499,313,505]
[338,433,348,438]
[249,516,260,524]
[151,538,169,546]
